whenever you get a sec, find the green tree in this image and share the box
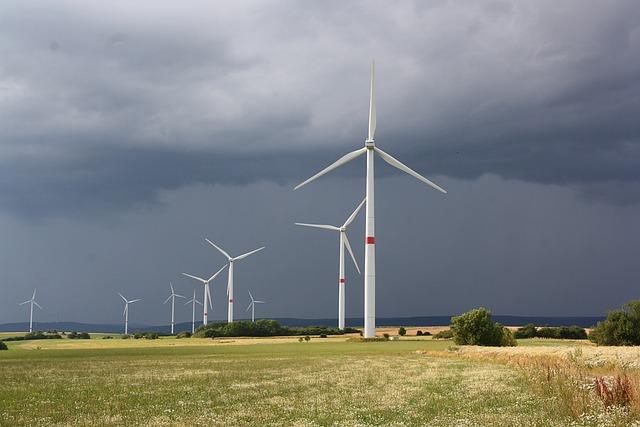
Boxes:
[590,300,640,346]
[451,307,516,347]
[398,327,406,336]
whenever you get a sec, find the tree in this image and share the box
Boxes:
[451,307,516,347]
[590,300,640,346]
[398,327,406,336]
[0,341,7,350]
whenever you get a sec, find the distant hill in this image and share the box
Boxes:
[0,315,604,334]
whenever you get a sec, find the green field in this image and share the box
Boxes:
[0,335,635,426]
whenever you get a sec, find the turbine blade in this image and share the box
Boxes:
[182,272,207,284]
[234,246,265,261]
[248,290,254,302]
[374,147,447,194]
[295,223,340,231]
[343,198,366,227]
[129,299,141,304]
[294,147,366,190]
[123,304,128,317]
[254,301,265,304]
[33,301,43,310]
[163,295,172,304]
[368,60,376,141]
[170,282,174,294]
[206,285,213,310]
[195,299,203,306]
[174,293,185,299]
[205,239,231,260]
[184,298,194,306]
[207,264,228,282]
[32,288,37,300]
[19,300,30,306]
[343,232,361,274]
[246,303,252,312]
[118,292,127,302]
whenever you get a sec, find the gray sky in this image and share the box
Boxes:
[1,1,639,324]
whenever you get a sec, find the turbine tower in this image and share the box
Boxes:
[245,290,265,323]
[181,264,227,326]
[295,61,447,338]
[184,289,203,334]
[295,198,365,329]
[204,239,265,323]
[163,282,185,334]
[118,293,141,335]
[19,288,42,333]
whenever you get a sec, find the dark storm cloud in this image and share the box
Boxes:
[1,0,639,218]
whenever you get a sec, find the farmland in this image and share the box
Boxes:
[1,334,639,426]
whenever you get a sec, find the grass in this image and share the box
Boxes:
[2,335,639,426]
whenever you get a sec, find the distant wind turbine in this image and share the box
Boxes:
[295,198,365,329]
[163,282,185,334]
[245,290,265,323]
[295,61,447,338]
[118,293,141,335]
[205,239,265,323]
[19,288,42,333]
[184,289,203,334]
[181,264,227,326]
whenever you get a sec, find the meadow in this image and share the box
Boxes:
[1,333,639,426]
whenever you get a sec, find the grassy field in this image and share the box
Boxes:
[1,334,638,426]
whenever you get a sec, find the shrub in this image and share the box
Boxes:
[176,331,192,339]
[0,341,7,350]
[416,330,423,336]
[298,337,303,342]
[121,334,131,339]
[304,335,311,342]
[398,327,406,336]
[514,323,537,339]
[68,331,91,339]
[194,320,355,338]
[422,331,432,336]
[319,334,327,338]
[133,332,144,339]
[590,300,640,346]
[434,329,453,339]
[382,333,390,340]
[451,307,516,347]
[145,332,159,340]
[102,335,113,339]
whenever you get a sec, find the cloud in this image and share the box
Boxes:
[1,0,639,218]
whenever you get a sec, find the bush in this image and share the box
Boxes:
[451,308,516,347]
[304,335,311,342]
[398,327,406,336]
[422,331,432,336]
[133,332,144,339]
[416,330,423,336]
[0,341,7,350]
[514,323,537,339]
[68,331,91,339]
[382,333,390,340]
[319,334,327,338]
[121,334,131,339]
[176,331,192,339]
[590,300,640,346]
[102,335,113,339]
[194,320,357,338]
[3,332,62,342]
[145,332,159,340]
[434,329,453,339]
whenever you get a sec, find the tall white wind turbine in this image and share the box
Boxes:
[19,288,42,333]
[181,264,227,326]
[295,61,447,338]
[204,239,265,323]
[118,293,141,335]
[184,289,203,334]
[163,282,185,334]
[245,290,265,323]
[295,198,365,330]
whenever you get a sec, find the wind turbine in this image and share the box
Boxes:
[118,293,141,335]
[294,61,447,338]
[19,288,42,333]
[163,282,185,335]
[295,197,365,330]
[181,264,227,326]
[204,239,265,323]
[184,289,203,334]
[245,290,265,323]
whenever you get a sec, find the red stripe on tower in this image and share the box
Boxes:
[229,299,233,303]
[339,278,345,283]
[366,236,375,244]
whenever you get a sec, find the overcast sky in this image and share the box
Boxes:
[1,1,639,325]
